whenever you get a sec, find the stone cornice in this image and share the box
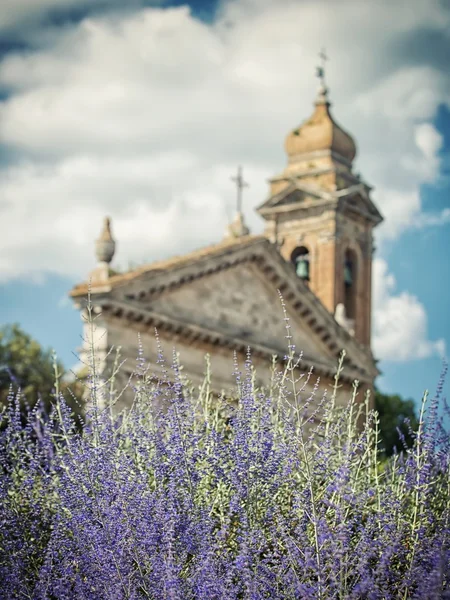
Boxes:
[282,148,353,170]
[100,299,371,385]
[258,197,337,218]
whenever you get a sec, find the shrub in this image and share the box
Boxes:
[0,312,449,599]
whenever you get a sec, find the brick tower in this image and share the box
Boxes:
[257,66,383,348]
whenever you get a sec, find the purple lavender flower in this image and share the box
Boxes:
[0,345,449,599]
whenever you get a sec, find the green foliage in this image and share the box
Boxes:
[0,323,84,422]
[0,324,58,409]
[375,386,419,457]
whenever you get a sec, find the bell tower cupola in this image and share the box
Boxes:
[256,51,383,348]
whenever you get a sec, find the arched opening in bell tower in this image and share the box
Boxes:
[343,248,357,319]
[291,246,310,282]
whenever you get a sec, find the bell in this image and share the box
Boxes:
[344,262,353,286]
[296,258,309,280]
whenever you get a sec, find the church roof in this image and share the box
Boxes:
[70,234,379,383]
[70,234,265,297]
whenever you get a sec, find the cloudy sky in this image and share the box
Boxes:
[0,0,449,408]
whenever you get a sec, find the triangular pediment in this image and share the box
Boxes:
[257,182,331,214]
[273,188,309,208]
[256,181,382,225]
[101,237,378,381]
[136,261,333,364]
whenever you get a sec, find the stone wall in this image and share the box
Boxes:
[99,317,362,416]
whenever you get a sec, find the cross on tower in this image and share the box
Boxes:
[231,165,249,214]
[316,47,328,87]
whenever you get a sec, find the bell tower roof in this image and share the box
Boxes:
[264,52,367,199]
[284,84,357,166]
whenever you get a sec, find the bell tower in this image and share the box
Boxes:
[256,56,383,348]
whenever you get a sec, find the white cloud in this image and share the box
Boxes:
[373,190,422,241]
[415,123,443,161]
[0,0,449,363]
[0,150,269,282]
[354,67,446,122]
[372,259,446,362]
[395,122,444,184]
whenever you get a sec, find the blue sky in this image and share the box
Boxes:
[0,0,449,412]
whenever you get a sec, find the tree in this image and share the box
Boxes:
[0,323,84,423]
[375,387,419,457]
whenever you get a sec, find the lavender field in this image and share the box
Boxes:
[1,317,449,600]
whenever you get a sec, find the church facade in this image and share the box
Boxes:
[70,77,383,412]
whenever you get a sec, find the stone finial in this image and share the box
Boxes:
[315,47,330,105]
[224,212,250,239]
[334,303,355,337]
[95,216,116,264]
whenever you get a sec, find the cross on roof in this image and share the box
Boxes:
[316,47,328,87]
[231,165,249,214]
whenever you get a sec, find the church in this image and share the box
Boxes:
[70,68,383,412]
